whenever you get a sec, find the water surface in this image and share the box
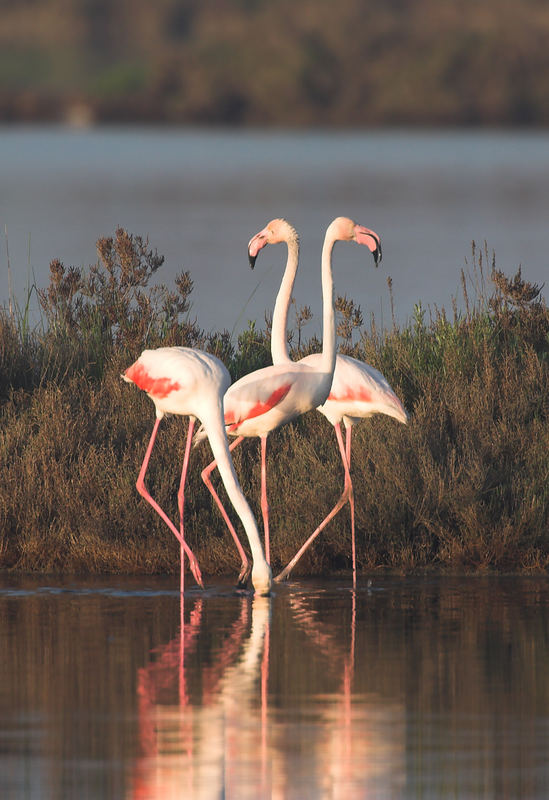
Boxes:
[1,574,548,798]
[1,127,548,336]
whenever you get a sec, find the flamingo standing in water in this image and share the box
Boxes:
[123,346,272,596]
[197,217,381,570]
[244,219,407,585]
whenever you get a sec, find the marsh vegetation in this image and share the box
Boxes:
[0,230,547,577]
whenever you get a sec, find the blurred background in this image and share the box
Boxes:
[3,0,549,127]
[1,0,548,334]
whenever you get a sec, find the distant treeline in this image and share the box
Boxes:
[2,0,549,126]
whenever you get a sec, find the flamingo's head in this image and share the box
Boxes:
[251,561,273,596]
[329,216,382,266]
[248,218,298,269]
[385,390,410,424]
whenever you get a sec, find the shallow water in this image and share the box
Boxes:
[1,574,548,799]
[2,127,548,336]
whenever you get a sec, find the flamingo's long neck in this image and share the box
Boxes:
[228,595,270,683]
[203,405,271,593]
[270,232,299,365]
[318,224,337,377]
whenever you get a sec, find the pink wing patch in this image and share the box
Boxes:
[328,385,373,404]
[125,361,181,399]
[226,383,292,432]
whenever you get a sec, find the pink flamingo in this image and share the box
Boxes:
[198,217,381,570]
[244,219,407,585]
[123,346,272,595]
[276,355,408,583]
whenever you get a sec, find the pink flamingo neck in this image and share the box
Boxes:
[317,220,338,379]
[202,403,272,595]
[270,227,299,365]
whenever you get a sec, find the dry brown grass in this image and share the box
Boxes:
[1,234,547,579]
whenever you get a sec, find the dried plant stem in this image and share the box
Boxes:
[5,225,13,318]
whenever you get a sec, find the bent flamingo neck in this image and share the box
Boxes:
[202,403,272,595]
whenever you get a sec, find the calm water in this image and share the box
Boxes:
[1,127,548,336]
[1,575,548,799]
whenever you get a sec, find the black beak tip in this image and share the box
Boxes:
[374,244,382,266]
[248,253,257,270]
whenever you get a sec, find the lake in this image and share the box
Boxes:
[1,574,548,799]
[1,127,548,338]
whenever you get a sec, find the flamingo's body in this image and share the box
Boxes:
[123,346,272,595]
[243,219,407,584]
[198,217,381,566]
[222,361,334,438]
[311,354,408,430]
[275,352,407,582]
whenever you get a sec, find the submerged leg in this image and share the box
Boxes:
[136,417,203,588]
[275,423,353,582]
[201,435,251,586]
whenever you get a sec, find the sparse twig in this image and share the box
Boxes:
[5,225,13,318]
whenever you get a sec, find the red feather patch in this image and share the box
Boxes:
[125,362,181,398]
[328,385,373,403]
[225,383,292,430]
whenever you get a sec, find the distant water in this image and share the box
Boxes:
[1,126,548,336]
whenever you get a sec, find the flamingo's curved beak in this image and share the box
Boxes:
[248,228,270,270]
[372,239,382,266]
[355,225,382,267]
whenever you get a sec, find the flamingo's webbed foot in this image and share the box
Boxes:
[188,556,204,589]
[236,561,252,589]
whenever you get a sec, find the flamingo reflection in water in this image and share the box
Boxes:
[278,592,405,797]
[129,589,405,800]
[131,593,270,799]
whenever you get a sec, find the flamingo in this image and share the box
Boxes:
[197,217,381,570]
[122,346,272,596]
[276,355,408,583]
[244,219,407,585]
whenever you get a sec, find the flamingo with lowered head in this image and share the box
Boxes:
[123,346,272,596]
[197,217,381,574]
[245,218,407,585]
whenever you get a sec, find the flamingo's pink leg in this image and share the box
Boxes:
[260,436,270,565]
[345,426,356,588]
[275,422,353,582]
[176,418,195,595]
[345,425,352,472]
[136,417,204,588]
[201,436,251,586]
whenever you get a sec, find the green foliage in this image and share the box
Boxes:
[0,232,548,577]
[90,62,149,97]
[228,320,271,381]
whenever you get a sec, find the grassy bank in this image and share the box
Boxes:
[1,231,548,578]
